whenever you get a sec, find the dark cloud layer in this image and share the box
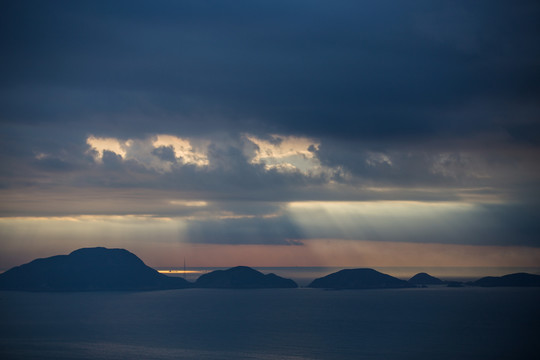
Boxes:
[1,1,539,247]
[2,1,539,139]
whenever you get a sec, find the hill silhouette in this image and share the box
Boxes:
[308,268,412,289]
[408,272,445,285]
[195,266,298,288]
[471,272,540,287]
[0,247,190,291]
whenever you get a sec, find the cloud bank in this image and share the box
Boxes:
[1,1,539,255]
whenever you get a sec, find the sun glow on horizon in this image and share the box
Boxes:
[157,269,202,274]
[2,212,540,270]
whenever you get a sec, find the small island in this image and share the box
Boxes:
[0,247,190,291]
[408,272,445,286]
[195,266,298,289]
[308,268,412,289]
[470,273,540,287]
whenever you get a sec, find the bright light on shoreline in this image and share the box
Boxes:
[157,270,202,274]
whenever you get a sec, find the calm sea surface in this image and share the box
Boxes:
[1,287,539,360]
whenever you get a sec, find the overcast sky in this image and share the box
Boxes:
[1,1,539,268]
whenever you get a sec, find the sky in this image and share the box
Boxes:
[1,0,540,269]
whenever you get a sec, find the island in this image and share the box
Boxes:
[470,272,540,287]
[408,272,445,286]
[308,268,412,289]
[195,266,298,289]
[0,247,191,291]
[3,248,540,292]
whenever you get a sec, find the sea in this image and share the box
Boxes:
[1,267,540,360]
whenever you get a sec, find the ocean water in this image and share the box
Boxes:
[1,287,539,360]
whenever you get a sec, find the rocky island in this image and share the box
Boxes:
[308,268,412,289]
[0,247,190,291]
[195,266,298,289]
[408,272,445,286]
[471,272,540,287]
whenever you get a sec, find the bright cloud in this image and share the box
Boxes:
[153,135,209,166]
[87,136,127,159]
[86,134,209,172]
[245,134,321,173]
[169,200,208,207]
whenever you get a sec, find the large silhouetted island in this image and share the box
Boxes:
[0,247,190,291]
[470,273,540,287]
[309,268,412,289]
[195,266,298,288]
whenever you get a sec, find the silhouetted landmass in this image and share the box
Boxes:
[408,272,445,285]
[470,273,540,287]
[308,268,412,289]
[3,250,539,292]
[195,266,298,288]
[0,247,190,291]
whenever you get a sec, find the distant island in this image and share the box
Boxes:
[408,272,445,286]
[0,247,190,291]
[1,247,540,291]
[196,266,298,289]
[407,273,465,287]
[308,268,412,289]
[470,273,540,287]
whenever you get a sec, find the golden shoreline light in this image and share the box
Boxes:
[157,270,202,274]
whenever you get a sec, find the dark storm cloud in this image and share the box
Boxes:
[1,0,539,140]
[314,136,540,191]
